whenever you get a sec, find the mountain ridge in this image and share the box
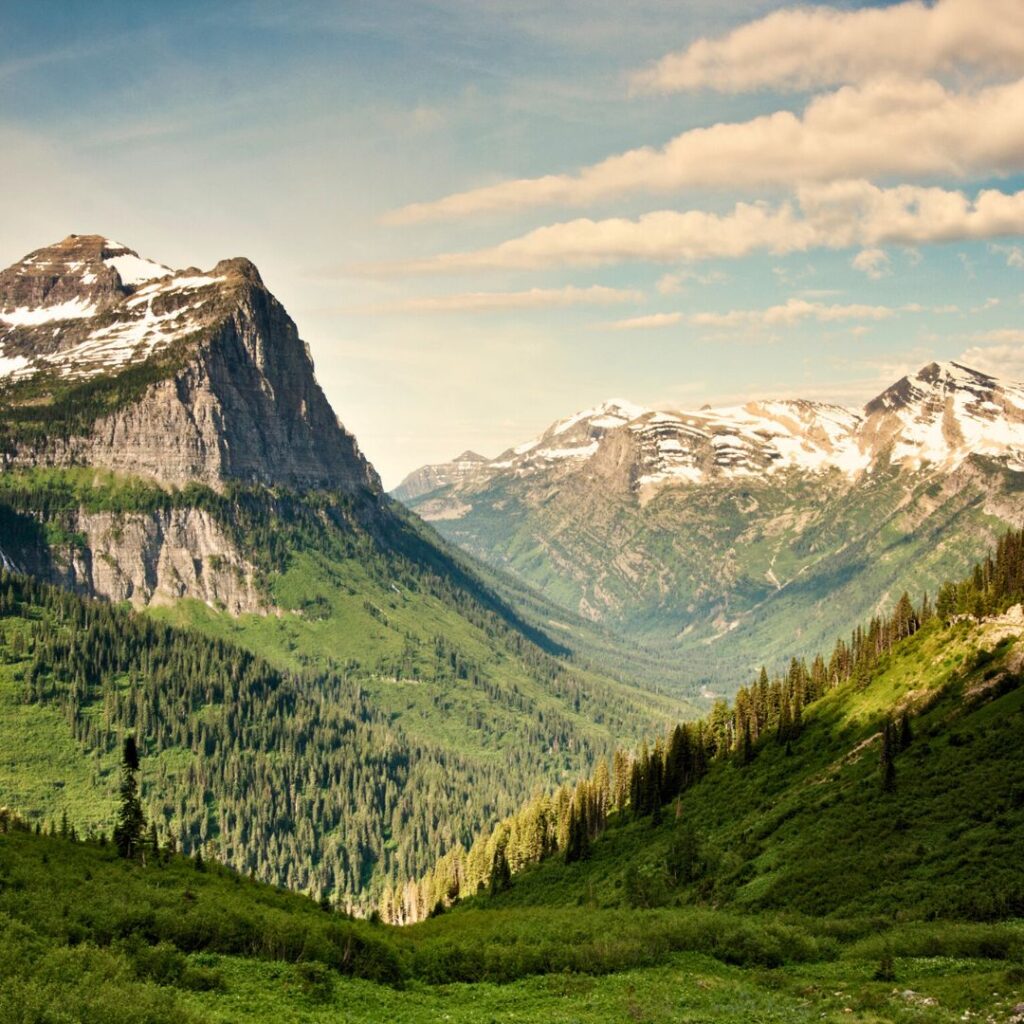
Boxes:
[393,360,1024,688]
[395,360,1024,504]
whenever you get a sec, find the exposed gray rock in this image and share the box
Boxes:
[51,507,268,615]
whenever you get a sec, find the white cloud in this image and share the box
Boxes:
[601,312,683,330]
[630,0,1024,95]
[690,298,897,330]
[968,328,1024,344]
[384,76,1024,223]
[354,284,642,314]
[992,243,1024,268]
[371,181,1024,273]
[851,248,891,280]
[959,335,1024,378]
[656,268,728,294]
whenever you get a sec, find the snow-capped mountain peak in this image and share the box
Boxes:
[0,234,228,381]
[861,360,1024,472]
[394,360,1024,507]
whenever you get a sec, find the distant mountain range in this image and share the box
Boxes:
[394,361,1024,685]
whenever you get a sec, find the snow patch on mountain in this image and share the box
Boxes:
[103,252,171,286]
[0,297,98,326]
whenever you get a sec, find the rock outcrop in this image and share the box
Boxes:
[58,508,266,615]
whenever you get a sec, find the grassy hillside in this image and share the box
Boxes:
[2,815,1022,1023]
[461,608,1024,922]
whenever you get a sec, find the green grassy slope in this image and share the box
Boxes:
[2,823,1022,1023]
[474,612,1024,920]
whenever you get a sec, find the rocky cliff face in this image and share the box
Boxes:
[56,508,266,614]
[0,236,380,495]
[0,234,383,614]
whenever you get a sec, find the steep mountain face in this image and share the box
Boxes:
[395,362,1024,687]
[0,234,383,612]
[0,234,379,494]
[392,450,490,505]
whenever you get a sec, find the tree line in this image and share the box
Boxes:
[0,569,612,910]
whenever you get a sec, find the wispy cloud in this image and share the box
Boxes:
[601,312,684,330]
[690,299,899,330]
[353,284,642,314]
[991,243,1024,268]
[656,269,728,294]
[851,248,891,280]
[630,0,1024,94]
[959,333,1024,378]
[367,181,1024,273]
[384,77,1024,223]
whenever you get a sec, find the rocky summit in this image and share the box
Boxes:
[0,234,379,494]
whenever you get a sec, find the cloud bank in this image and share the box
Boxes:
[630,0,1024,95]
[385,77,1024,223]
[371,181,1024,273]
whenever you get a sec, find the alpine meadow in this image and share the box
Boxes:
[3,2,1024,1022]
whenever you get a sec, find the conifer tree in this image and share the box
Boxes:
[880,719,897,793]
[898,712,913,752]
[113,736,145,859]
[740,720,754,765]
[489,843,511,893]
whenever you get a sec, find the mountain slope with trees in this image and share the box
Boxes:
[404,531,1024,924]
[397,363,1024,691]
[0,236,690,906]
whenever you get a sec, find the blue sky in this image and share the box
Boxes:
[4,0,1024,485]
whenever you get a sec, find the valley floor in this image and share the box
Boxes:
[167,949,1024,1023]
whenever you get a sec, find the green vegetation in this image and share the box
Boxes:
[400,532,1024,927]
[2,530,1024,1020]
[416,458,1017,691]
[2,823,1021,1023]
[0,471,689,908]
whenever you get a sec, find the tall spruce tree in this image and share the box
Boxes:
[898,712,913,752]
[489,843,511,893]
[113,736,145,859]
[880,719,897,793]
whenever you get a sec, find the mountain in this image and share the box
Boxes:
[392,450,489,506]
[0,234,689,903]
[395,362,1024,689]
[4,545,1023,1024]
[0,234,379,612]
[0,234,378,493]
